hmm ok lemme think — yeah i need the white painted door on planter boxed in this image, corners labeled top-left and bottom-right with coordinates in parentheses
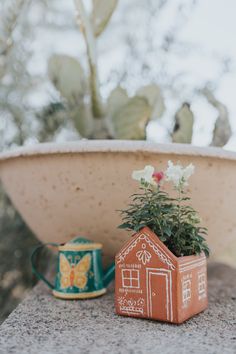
top-left (146, 268), bottom-right (172, 321)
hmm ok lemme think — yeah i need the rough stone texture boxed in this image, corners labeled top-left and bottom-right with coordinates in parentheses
top-left (0, 263), bottom-right (235, 354)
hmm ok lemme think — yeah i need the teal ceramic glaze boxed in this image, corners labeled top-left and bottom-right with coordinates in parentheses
top-left (31, 237), bottom-right (115, 299)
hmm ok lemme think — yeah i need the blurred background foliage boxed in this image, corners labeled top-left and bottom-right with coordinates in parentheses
top-left (0, 0), bottom-right (234, 321)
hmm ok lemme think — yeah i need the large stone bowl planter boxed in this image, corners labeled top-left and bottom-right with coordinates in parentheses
top-left (0, 140), bottom-right (235, 267)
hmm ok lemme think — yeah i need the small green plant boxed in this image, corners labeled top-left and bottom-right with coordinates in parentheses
top-left (119, 163), bottom-right (209, 257)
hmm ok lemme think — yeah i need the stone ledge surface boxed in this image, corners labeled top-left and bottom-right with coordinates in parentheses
top-left (0, 263), bottom-right (235, 354)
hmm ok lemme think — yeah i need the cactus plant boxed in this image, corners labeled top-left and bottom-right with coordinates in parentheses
top-left (46, 0), bottom-right (231, 146)
top-left (47, 0), bottom-right (165, 140)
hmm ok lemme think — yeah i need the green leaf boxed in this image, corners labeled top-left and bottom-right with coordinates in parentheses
top-left (70, 104), bottom-right (93, 138)
top-left (172, 103), bottom-right (194, 144)
top-left (91, 0), bottom-right (118, 37)
top-left (118, 223), bottom-right (132, 230)
top-left (110, 96), bottom-right (151, 139)
top-left (48, 54), bottom-right (86, 104)
top-left (136, 84), bottom-right (165, 119)
top-left (107, 86), bottom-right (129, 117)
top-left (164, 226), bottom-right (172, 237)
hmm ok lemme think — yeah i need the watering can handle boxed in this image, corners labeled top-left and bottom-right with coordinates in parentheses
top-left (31, 243), bottom-right (58, 290)
top-left (103, 262), bottom-right (115, 288)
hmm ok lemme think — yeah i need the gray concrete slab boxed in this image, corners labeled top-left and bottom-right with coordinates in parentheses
top-left (0, 263), bottom-right (235, 354)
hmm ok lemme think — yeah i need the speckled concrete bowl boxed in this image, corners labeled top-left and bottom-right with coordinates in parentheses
top-left (0, 140), bottom-right (236, 267)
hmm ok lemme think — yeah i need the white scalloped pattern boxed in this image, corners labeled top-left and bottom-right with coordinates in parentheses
top-left (117, 233), bottom-right (175, 270)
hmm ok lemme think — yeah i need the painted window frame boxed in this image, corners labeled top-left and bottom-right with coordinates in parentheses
top-left (198, 272), bottom-right (207, 299)
top-left (182, 279), bottom-right (191, 304)
top-left (121, 269), bottom-right (140, 288)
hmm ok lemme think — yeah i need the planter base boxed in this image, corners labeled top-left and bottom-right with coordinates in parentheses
top-left (116, 307), bottom-right (208, 325)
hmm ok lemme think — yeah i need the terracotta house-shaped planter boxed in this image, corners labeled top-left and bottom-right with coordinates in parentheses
top-left (115, 227), bottom-right (208, 324)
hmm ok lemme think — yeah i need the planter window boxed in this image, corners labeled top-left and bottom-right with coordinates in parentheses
top-left (182, 279), bottom-right (192, 306)
top-left (198, 272), bottom-right (207, 299)
top-left (122, 269), bottom-right (140, 288)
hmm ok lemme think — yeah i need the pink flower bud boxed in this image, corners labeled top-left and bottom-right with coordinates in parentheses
top-left (152, 171), bottom-right (164, 184)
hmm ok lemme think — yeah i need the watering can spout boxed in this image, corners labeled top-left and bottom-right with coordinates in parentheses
top-left (103, 262), bottom-right (115, 287)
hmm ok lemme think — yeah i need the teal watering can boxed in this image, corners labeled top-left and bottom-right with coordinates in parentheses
top-left (31, 236), bottom-right (115, 299)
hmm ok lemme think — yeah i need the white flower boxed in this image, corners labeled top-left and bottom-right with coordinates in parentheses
top-left (165, 160), bottom-right (195, 187)
top-left (183, 163), bottom-right (195, 180)
top-left (165, 161), bottom-right (183, 186)
top-left (132, 165), bottom-right (156, 185)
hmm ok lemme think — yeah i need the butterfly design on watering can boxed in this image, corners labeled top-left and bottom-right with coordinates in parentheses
top-left (59, 253), bottom-right (91, 289)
